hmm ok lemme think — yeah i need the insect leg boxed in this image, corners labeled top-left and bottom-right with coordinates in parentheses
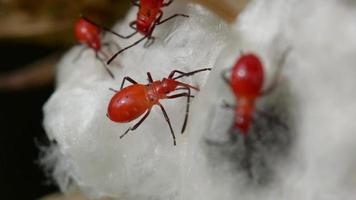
top-left (221, 68), bottom-right (230, 85)
top-left (81, 15), bottom-right (138, 39)
top-left (171, 68), bottom-right (212, 80)
top-left (95, 52), bottom-right (115, 79)
top-left (158, 103), bottom-right (176, 146)
top-left (72, 45), bottom-right (88, 63)
top-left (102, 41), bottom-right (121, 53)
top-left (108, 29), bottom-right (137, 39)
top-left (156, 14), bottom-right (189, 26)
top-left (255, 109), bottom-right (288, 130)
top-left (166, 87), bottom-right (191, 133)
top-left (261, 47), bottom-right (291, 95)
top-left (107, 36), bottom-right (147, 65)
top-left (120, 109), bottom-right (151, 139)
top-left (109, 88), bottom-right (118, 93)
top-left (120, 76), bottom-right (138, 89)
top-left (162, 0), bottom-right (174, 7)
top-left (144, 36), bottom-right (155, 48)
top-left (146, 72), bottom-right (154, 83)
top-left (129, 21), bottom-right (137, 30)
top-left (221, 100), bottom-right (235, 109)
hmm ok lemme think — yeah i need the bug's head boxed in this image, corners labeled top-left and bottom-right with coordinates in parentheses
top-left (160, 78), bottom-right (179, 94)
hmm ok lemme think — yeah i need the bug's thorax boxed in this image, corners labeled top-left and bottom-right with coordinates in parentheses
top-left (136, 0), bottom-right (163, 35)
top-left (234, 97), bottom-right (256, 134)
top-left (148, 78), bottom-right (179, 100)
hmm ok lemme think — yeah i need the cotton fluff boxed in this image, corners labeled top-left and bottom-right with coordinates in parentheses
top-left (183, 0), bottom-right (356, 200)
top-left (43, 3), bottom-right (228, 200)
top-left (42, 0), bottom-right (356, 200)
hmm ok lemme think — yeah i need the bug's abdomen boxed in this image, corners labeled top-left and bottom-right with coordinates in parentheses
top-left (234, 98), bottom-right (256, 134)
top-left (230, 54), bottom-right (264, 98)
top-left (107, 85), bottom-right (151, 123)
top-left (75, 19), bottom-right (101, 51)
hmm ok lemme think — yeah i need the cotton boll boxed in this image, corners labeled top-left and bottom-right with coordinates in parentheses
top-left (185, 0), bottom-right (356, 199)
top-left (181, 30), bottom-right (294, 200)
top-left (43, 3), bottom-right (229, 199)
top-left (231, 0), bottom-right (356, 199)
top-left (42, 0), bottom-right (356, 199)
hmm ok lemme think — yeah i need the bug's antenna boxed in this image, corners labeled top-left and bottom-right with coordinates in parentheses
top-left (172, 68), bottom-right (212, 80)
top-left (107, 36), bottom-right (148, 64)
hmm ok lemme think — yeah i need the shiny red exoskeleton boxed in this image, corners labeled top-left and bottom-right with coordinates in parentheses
top-left (228, 54), bottom-right (264, 134)
top-left (75, 18), bottom-right (102, 51)
top-left (74, 17), bottom-right (118, 78)
top-left (136, 0), bottom-right (166, 36)
top-left (106, 0), bottom-right (189, 64)
top-left (107, 68), bottom-right (211, 145)
top-left (223, 51), bottom-right (288, 135)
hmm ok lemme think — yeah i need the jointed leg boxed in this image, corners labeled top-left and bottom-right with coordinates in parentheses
top-left (81, 15), bottom-right (137, 39)
top-left (221, 68), bottom-right (230, 85)
top-left (72, 45), bottom-right (88, 63)
top-left (255, 109), bottom-right (288, 130)
top-left (109, 88), bottom-right (118, 93)
top-left (146, 72), bottom-right (153, 83)
top-left (170, 68), bottom-right (211, 80)
top-left (95, 52), bottom-right (115, 79)
top-left (156, 14), bottom-right (189, 25)
top-left (158, 103), bottom-right (176, 146)
top-left (144, 36), bottom-right (155, 48)
top-left (108, 29), bottom-right (137, 39)
top-left (102, 42), bottom-right (121, 53)
top-left (221, 100), bottom-right (235, 109)
top-left (166, 87), bottom-right (192, 133)
top-left (120, 109), bottom-right (151, 139)
top-left (120, 76), bottom-right (138, 89)
top-left (129, 21), bottom-right (137, 30)
top-left (261, 47), bottom-right (291, 95)
top-left (162, 0), bottom-right (174, 6)
top-left (107, 35), bottom-right (148, 65)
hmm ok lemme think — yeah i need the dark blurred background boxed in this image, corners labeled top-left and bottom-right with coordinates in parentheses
top-left (0, 0), bottom-right (131, 199)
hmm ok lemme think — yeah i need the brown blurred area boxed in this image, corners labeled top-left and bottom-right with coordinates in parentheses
top-left (0, 0), bottom-right (132, 90)
top-left (0, 0), bottom-right (131, 45)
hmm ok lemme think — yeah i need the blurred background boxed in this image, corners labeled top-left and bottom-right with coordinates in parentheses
top-left (0, 0), bottom-right (131, 199)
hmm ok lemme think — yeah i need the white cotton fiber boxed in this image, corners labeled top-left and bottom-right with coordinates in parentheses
top-left (43, 2), bottom-right (228, 199)
top-left (183, 0), bottom-right (356, 200)
top-left (42, 0), bottom-right (356, 200)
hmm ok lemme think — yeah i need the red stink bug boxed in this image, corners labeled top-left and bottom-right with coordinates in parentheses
top-left (107, 68), bottom-right (211, 145)
top-left (74, 17), bottom-right (120, 78)
top-left (222, 51), bottom-right (289, 135)
top-left (106, 0), bottom-right (189, 64)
